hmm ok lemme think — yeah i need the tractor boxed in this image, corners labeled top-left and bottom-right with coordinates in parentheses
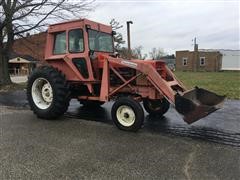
top-left (27, 19), bottom-right (225, 131)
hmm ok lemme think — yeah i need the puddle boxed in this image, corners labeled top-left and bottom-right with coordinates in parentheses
top-left (66, 100), bottom-right (240, 147)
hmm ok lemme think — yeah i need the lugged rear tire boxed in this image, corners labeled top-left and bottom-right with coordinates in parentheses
top-left (27, 66), bottom-right (70, 119)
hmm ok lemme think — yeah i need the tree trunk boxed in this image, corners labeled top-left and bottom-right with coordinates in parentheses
top-left (0, 53), bottom-right (12, 85)
top-left (0, 20), bottom-right (14, 86)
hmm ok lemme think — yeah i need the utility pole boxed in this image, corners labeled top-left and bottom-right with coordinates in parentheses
top-left (127, 21), bottom-right (133, 58)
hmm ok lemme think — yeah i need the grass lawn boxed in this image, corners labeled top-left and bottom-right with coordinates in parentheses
top-left (174, 71), bottom-right (240, 99)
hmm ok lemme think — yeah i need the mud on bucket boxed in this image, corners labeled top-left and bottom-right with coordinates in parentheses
top-left (175, 87), bottom-right (225, 124)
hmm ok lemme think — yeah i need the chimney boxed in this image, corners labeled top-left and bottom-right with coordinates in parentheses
top-left (193, 37), bottom-right (199, 71)
top-left (194, 43), bottom-right (198, 52)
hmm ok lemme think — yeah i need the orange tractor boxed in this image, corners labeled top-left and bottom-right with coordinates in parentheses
top-left (27, 19), bottom-right (225, 131)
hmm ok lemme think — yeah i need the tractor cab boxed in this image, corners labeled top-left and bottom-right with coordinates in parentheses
top-left (44, 19), bottom-right (114, 82)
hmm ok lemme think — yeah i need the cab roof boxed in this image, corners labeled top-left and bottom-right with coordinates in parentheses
top-left (48, 18), bottom-right (112, 34)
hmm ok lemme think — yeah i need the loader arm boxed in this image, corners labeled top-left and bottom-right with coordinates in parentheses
top-left (100, 54), bottom-right (183, 103)
top-left (99, 54), bottom-right (225, 124)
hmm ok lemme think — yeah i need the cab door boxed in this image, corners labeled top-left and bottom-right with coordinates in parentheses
top-left (68, 28), bottom-right (95, 82)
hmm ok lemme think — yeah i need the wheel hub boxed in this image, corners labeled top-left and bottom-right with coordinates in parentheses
top-left (124, 113), bottom-right (129, 119)
top-left (31, 78), bottom-right (53, 109)
top-left (116, 105), bottom-right (135, 127)
top-left (41, 83), bottom-right (53, 103)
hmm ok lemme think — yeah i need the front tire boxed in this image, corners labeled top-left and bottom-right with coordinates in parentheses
top-left (27, 66), bottom-right (70, 119)
top-left (111, 97), bottom-right (144, 132)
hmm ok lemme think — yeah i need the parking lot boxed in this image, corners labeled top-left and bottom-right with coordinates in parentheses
top-left (1, 103), bottom-right (240, 179)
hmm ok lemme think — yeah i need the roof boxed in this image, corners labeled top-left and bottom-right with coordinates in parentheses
top-left (176, 49), bottom-right (221, 53)
top-left (9, 52), bottom-right (38, 62)
top-left (48, 18), bottom-right (112, 34)
top-left (50, 18), bottom-right (84, 26)
top-left (177, 49), bottom-right (239, 52)
top-left (12, 32), bottom-right (46, 61)
top-left (199, 49), bottom-right (240, 52)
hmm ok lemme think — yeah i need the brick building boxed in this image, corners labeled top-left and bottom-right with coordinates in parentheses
top-left (176, 49), bottom-right (222, 72)
top-left (12, 32), bottom-right (47, 61)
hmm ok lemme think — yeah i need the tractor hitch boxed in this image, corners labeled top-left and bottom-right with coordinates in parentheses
top-left (175, 87), bottom-right (226, 124)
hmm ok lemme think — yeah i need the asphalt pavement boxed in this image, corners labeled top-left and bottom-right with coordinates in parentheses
top-left (0, 90), bottom-right (240, 179)
top-left (0, 107), bottom-right (240, 179)
top-left (0, 90), bottom-right (240, 146)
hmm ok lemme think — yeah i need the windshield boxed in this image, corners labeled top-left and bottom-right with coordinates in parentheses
top-left (88, 29), bottom-right (114, 53)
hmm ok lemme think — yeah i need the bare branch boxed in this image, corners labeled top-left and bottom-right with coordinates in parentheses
top-left (1, 0), bottom-right (94, 52)
top-left (14, 0), bottom-right (66, 35)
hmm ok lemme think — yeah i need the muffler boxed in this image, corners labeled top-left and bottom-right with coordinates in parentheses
top-left (175, 87), bottom-right (226, 124)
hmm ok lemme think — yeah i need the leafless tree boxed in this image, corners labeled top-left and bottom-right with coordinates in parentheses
top-left (110, 18), bottom-right (125, 52)
top-left (0, 0), bottom-right (94, 85)
top-left (149, 47), bottom-right (165, 60)
top-left (131, 46), bottom-right (147, 60)
top-left (118, 46), bottom-right (147, 60)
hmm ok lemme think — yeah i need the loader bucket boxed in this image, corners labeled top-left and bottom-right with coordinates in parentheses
top-left (175, 87), bottom-right (225, 124)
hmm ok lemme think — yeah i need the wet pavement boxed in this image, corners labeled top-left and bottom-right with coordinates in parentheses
top-left (1, 107), bottom-right (239, 179)
top-left (0, 90), bottom-right (240, 147)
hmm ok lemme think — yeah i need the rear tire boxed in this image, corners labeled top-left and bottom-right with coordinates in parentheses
top-left (143, 98), bottom-right (170, 116)
top-left (27, 66), bottom-right (70, 119)
top-left (111, 97), bottom-right (144, 132)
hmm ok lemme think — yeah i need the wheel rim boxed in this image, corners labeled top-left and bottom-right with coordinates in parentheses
top-left (31, 78), bottom-right (53, 109)
top-left (116, 105), bottom-right (135, 127)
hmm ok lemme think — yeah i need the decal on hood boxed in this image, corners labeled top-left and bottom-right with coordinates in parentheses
top-left (121, 60), bottom-right (137, 68)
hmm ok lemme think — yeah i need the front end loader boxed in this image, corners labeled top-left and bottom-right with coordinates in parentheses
top-left (27, 19), bottom-right (225, 131)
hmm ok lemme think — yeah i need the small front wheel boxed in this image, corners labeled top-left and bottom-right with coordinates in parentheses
top-left (111, 97), bottom-right (144, 132)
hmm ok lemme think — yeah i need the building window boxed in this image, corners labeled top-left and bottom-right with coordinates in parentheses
top-left (200, 57), bottom-right (206, 66)
top-left (182, 57), bottom-right (188, 66)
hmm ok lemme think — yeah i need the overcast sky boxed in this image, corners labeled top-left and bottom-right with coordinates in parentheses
top-left (87, 0), bottom-right (239, 55)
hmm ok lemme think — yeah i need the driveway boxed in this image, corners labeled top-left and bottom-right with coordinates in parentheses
top-left (0, 107), bottom-right (239, 179)
top-left (0, 90), bottom-right (239, 147)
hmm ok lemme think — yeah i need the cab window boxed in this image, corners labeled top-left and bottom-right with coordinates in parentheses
top-left (88, 29), bottom-right (113, 53)
top-left (53, 31), bottom-right (66, 54)
top-left (69, 29), bottom-right (84, 53)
